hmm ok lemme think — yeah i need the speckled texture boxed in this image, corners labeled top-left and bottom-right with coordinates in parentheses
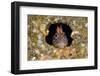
top-left (28, 15), bottom-right (88, 61)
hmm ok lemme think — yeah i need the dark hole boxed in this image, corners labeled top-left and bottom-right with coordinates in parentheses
top-left (45, 22), bottom-right (73, 47)
top-left (69, 53), bottom-right (72, 56)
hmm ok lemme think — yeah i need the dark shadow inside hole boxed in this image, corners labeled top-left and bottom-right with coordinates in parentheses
top-left (45, 22), bottom-right (73, 47)
top-left (69, 53), bottom-right (72, 56)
